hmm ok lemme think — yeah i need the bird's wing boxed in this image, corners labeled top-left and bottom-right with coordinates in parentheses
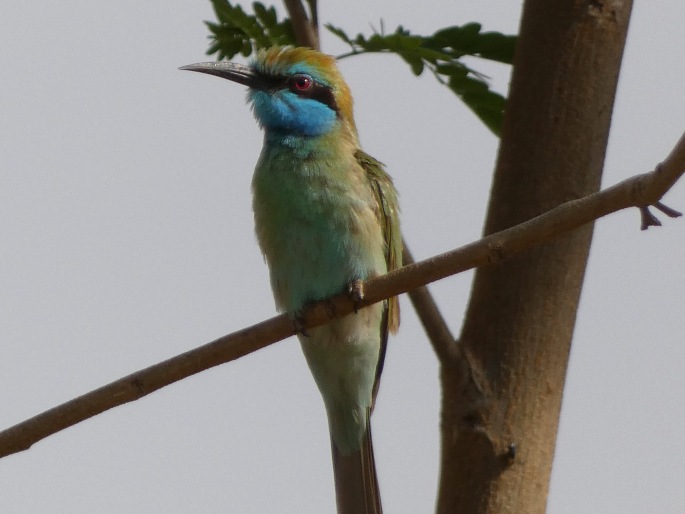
top-left (355, 149), bottom-right (402, 406)
top-left (355, 149), bottom-right (402, 331)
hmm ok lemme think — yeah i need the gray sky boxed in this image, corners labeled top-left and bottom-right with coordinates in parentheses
top-left (1, 1), bottom-right (683, 513)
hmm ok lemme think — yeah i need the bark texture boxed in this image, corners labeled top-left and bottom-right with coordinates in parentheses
top-left (437, 1), bottom-right (634, 513)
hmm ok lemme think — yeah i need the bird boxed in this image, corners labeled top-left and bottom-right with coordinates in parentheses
top-left (180, 46), bottom-right (401, 514)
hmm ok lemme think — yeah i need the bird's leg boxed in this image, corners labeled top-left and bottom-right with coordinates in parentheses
top-left (347, 279), bottom-right (365, 313)
top-left (290, 296), bottom-right (347, 337)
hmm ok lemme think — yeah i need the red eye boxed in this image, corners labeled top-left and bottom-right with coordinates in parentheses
top-left (292, 74), bottom-right (313, 91)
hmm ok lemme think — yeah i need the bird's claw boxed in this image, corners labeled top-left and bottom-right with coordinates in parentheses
top-left (291, 311), bottom-right (309, 337)
top-left (639, 201), bottom-right (683, 231)
top-left (348, 279), bottom-right (365, 313)
top-left (324, 299), bottom-right (337, 319)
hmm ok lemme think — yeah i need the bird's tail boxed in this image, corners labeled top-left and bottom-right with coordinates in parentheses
top-left (330, 418), bottom-right (382, 514)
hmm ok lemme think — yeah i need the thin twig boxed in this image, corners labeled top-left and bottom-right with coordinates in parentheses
top-left (0, 130), bottom-right (683, 459)
top-left (283, 0), bottom-right (319, 49)
top-left (402, 242), bottom-right (459, 362)
top-left (305, 0), bottom-right (318, 32)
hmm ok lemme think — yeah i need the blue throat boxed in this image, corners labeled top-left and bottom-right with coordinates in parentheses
top-left (249, 89), bottom-right (338, 136)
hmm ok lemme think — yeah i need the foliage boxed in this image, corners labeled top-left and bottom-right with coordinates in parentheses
top-left (206, 0), bottom-right (296, 58)
top-left (205, 0), bottom-right (516, 135)
top-left (329, 23), bottom-right (515, 135)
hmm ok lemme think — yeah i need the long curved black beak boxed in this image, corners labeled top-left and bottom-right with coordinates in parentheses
top-left (179, 62), bottom-right (265, 90)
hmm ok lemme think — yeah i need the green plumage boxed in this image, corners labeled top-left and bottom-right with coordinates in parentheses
top-left (182, 46), bottom-right (401, 514)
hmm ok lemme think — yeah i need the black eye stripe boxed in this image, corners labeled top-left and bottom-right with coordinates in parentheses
top-left (292, 81), bottom-right (338, 113)
top-left (259, 72), bottom-right (339, 113)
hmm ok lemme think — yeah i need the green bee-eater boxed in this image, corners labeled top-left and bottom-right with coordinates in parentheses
top-left (181, 46), bottom-right (401, 514)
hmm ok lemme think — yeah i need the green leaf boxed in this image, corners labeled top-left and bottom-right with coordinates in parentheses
top-left (325, 24), bottom-right (353, 46)
top-left (325, 22), bottom-right (513, 134)
top-left (398, 52), bottom-right (424, 76)
top-left (253, 3), bottom-right (275, 28)
top-left (447, 73), bottom-right (505, 135)
top-left (205, 0), bottom-right (296, 59)
top-left (429, 23), bottom-right (515, 64)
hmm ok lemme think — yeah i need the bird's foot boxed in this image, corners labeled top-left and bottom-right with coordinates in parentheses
top-left (639, 201), bottom-right (682, 230)
top-left (290, 310), bottom-right (309, 337)
top-left (347, 279), bottom-right (365, 313)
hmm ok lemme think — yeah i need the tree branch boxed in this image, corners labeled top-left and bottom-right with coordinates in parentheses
top-left (0, 130), bottom-right (682, 459)
top-left (402, 243), bottom-right (459, 363)
top-left (283, 0), bottom-right (319, 49)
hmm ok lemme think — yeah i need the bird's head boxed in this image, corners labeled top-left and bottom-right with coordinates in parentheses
top-left (181, 46), bottom-right (356, 138)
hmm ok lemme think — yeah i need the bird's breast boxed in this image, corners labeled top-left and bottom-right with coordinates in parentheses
top-left (251, 144), bottom-right (386, 312)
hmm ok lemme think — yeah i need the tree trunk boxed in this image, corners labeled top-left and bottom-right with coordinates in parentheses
top-left (437, 1), bottom-right (633, 513)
